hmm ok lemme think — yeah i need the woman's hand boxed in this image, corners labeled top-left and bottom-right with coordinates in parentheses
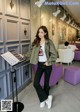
top-left (19, 54), bottom-right (24, 58)
top-left (44, 61), bottom-right (48, 66)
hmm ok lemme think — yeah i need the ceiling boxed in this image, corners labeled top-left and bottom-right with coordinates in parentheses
top-left (61, 0), bottom-right (80, 25)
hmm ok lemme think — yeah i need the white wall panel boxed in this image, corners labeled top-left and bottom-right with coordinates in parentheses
top-left (5, 17), bottom-right (19, 42)
top-left (0, 16), bottom-right (3, 43)
top-left (20, 20), bottom-right (30, 41)
top-left (5, 0), bottom-right (19, 17)
top-left (0, 0), bottom-right (3, 14)
top-left (20, 0), bottom-right (30, 20)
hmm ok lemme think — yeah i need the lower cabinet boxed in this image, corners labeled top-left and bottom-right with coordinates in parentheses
top-left (7, 68), bottom-right (22, 96)
top-left (21, 63), bottom-right (31, 85)
top-left (0, 74), bottom-right (7, 100)
top-left (0, 62), bottom-right (32, 100)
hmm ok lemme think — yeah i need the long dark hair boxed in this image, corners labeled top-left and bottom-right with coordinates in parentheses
top-left (32, 26), bottom-right (49, 47)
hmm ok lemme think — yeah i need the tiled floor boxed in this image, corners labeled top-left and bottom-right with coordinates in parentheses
top-left (19, 80), bottom-right (80, 112)
top-left (18, 61), bottom-right (80, 112)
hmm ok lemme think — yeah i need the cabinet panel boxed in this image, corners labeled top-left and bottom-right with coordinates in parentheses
top-left (0, 0), bottom-right (3, 14)
top-left (21, 63), bottom-right (31, 85)
top-left (5, 0), bottom-right (19, 17)
top-left (5, 18), bottom-right (19, 42)
top-left (0, 47), bottom-right (5, 72)
top-left (7, 68), bottom-right (21, 95)
top-left (0, 16), bottom-right (3, 43)
top-left (20, 20), bottom-right (30, 41)
top-left (6, 44), bottom-right (19, 52)
top-left (20, 0), bottom-right (30, 19)
top-left (21, 43), bottom-right (30, 55)
top-left (0, 75), bottom-right (7, 100)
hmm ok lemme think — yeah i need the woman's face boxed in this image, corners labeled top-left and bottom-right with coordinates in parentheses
top-left (38, 28), bottom-right (46, 39)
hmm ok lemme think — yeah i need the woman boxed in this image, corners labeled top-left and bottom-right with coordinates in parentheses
top-left (30, 26), bottom-right (57, 109)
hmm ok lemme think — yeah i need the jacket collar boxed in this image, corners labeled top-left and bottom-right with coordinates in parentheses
top-left (45, 39), bottom-right (49, 44)
top-left (38, 39), bottom-right (49, 47)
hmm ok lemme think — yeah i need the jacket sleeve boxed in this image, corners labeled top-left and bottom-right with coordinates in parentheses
top-left (24, 46), bottom-right (34, 61)
top-left (30, 47), bottom-right (35, 63)
top-left (47, 40), bottom-right (58, 65)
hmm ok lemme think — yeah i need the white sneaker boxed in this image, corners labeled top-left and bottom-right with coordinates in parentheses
top-left (40, 101), bottom-right (45, 108)
top-left (45, 95), bottom-right (53, 109)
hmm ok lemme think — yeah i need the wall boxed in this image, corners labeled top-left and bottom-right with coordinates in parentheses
top-left (0, 0), bottom-right (31, 100)
top-left (31, 0), bottom-right (77, 49)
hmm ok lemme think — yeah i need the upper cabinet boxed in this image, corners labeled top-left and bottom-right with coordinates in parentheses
top-left (20, 0), bottom-right (30, 20)
top-left (5, 0), bottom-right (19, 17)
top-left (0, 0), bottom-right (3, 14)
